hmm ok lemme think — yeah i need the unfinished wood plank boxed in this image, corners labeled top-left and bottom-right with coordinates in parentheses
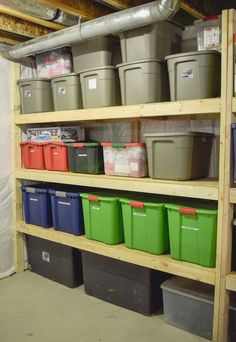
top-left (131, 120), bottom-right (140, 142)
top-left (36, 0), bottom-right (111, 21)
top-left (213, 9), bottom-right (233, 342)
top-left (226, 272), bottom-right (236, 291)
top-left (0, 12), bottom-right (53, 38)
top-left (14, 98), bottom-right (221, 125)
top-left (0, 5), bottom-right (65, 30)
top-left (16, 221), bottom-right (216, 285)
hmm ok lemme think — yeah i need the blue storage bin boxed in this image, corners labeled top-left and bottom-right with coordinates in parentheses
top-left (49, 189), bottom-right (84, 235)
top-left (232, 123), bottom-right (236, 181)
top-left (22, 185), bottom-right (52, 228)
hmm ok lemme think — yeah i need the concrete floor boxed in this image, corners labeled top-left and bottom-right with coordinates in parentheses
top-left (0, 271), bottom-right (207, 342)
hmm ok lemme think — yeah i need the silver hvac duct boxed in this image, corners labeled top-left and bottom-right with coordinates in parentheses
top-left (0, 0), bottom-right (78, 26)
top-left (1, 0), bottom-right (180, 61)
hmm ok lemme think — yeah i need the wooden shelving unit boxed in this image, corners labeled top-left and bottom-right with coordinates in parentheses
top-left (12, 9), bottom-right (236, 342)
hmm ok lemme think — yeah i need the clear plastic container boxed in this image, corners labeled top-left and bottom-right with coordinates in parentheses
top-left (36, 47), bottom-right (72, 78)
top-left (194, 16), bottom-right (222, 51)
top-left (101, 142), bottom-right (147, 177)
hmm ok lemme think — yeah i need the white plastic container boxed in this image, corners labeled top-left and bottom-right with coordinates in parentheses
top-left (194, 16), bottom-right (222, 51)
top-left (101, 142), bottom-right (147, 177)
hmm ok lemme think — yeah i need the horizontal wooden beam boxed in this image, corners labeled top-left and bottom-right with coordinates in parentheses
top-left (36, 0), bottom-right (112, 21)
top-left (0, 12), bottom-right (54, 38)
top-left (0, 32), bottom-right (26, 45)
top-left (0, 5), bottom-right (65, 30)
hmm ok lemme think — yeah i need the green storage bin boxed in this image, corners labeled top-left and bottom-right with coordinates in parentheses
top-left (120, 197), bottom-right (169, 255)
top-left (166, 204), bottom-right (218, 267)
top-left (17, 78), bottom-right (53, 114)
top-left (67, 142), bottom-right (104, 174)
top-left (80, 192), bottom-right (124, 245)
top-left (51, 73), bottom-right (83, 111)
top-left (79, 66), bottom-right (121, 108)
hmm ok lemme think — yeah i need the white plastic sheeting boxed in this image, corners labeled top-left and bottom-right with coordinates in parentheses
top-left (0, 58), bottom-right (14, 278)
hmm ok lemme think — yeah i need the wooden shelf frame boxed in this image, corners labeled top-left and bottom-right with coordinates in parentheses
top-left (11, 9), bottom-right (236, 342)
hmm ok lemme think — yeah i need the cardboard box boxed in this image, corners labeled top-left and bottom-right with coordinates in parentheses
top-left (26, 126), bottom-right (85, 142)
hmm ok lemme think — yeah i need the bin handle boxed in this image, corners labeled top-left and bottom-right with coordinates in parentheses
top-left (179, 208), bottom-right (196, 215)
top-left (131, 201), bottom-right (144, 208)
top-left (88, 195), bottom-right (99, 202)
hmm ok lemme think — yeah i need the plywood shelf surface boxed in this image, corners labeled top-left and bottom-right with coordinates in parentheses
top-left (15, 169), bottom-right (219, 200)
top-left (14, 98), bottom-right (221, 125)
top-left (16, 221), bottom-right (216, 285)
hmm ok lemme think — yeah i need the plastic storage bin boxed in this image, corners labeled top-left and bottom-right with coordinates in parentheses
top-left (82, 251), bottom-right (169, 315)
top-left (36, 47), bottom-right (72, 78)
top-left (161, 276), bottom-right (236, 341)
top-left (165, 51), bottom-right (221, 101)
top-left (17, 78), bottom-right (53, 114)
top-left (80, 192), bottom-right (124, 244)
top-left (49, 189), bottom-right (84, 235)
top-left (20, 141), bottom-right (45, 170)
top-left (120, 197), bottom-right (169, 255)
top-left (101, 142), bottom-right (147, 177)
top-left (26, 235), bottom-right (83, 288)
top-left (67, 142), bottom-right (104, 174)
top-left (145, 132), bottom-right (214, 180)
top-left (166, 203), bottom-right (218, 267)
top-left (72, 36), bottom-right (121, 72)
top-left (22, 185), bottom-right (52, 228)
top-left (79, 66), bottom-right (121, 108)
top-left (43, 141), bottom-right (69, 172)
top-left (119, 21), bottom-right (182, 62)
top-left (118, 59), bottom-right (169, 105)
top-left (181, 25), bottom-right (197, 52)
top-left (51, 73), bottom-right (83, 111)
top-left (194, 16), bottom-right (221, 51)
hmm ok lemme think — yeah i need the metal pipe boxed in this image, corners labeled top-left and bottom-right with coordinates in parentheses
top-left (1, 0), bottom-right (179, 60)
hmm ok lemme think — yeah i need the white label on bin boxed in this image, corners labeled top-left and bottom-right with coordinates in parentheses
top-left (181, 68), bottom-right (193, 79)
top-left (78, 154), bottom-right (87, 157)
top-left (29, 198), bottom-right (38, 202)
top-left (203, 26), bottom-right (220, 49)
top-left (42, 251), bottom-right (50, 263)
top-left (58, 87), bottom-right (66, 95)
top-left (53, 152), bottom-right (58, 155)
top-left (58, 201), bottom-right (70, 206)
top-left (181, 225), bottom-right (199, 231)
top-left (130, 162), bottom-right (139, 172)
top-left (24, 90), bottom-right (31, 98)
top-left (88, 78), bottom-right (97, 90)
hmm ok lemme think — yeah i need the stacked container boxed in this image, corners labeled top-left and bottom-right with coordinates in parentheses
top-left (117, 21), bottom-right (183, 105)
top-left (72, 36), bottom-right (122, 108)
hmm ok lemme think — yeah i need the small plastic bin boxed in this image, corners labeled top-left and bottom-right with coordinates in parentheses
top-left (51, 73), bottom-right (83, 111)
top-left (72, 36), bottom-right (122, 73)
top-left (166, 203), bottom-right (218, 267)
top-left (22, 184), bottom-right (52, 228)
top-left (49, 188), bottom-right (84, 235)
top-left (181, 25), bottom-right (197, 52)
top-left (81, 251), bottom-right (169, 315)
top-left (101, 142), bottom-right (147, 177)
top-left (119, 21), bottom-right (182, 62)
top-left (26, 236), bottom-right (83, 288)
top-left (43, 141), bottom-right (69, 172)
top-left (80, 192), bottom-right (124, 245)
top-left (20, 141), bottom-right (45, 170)
top-left (118, 59), bottom-right (169, 105)
top-left (36, 47), bottom-right (73, 78)
top-left (67, 142), bottom-right (104, 174)
top-left (79, 66), bottom-right (121, 108)
top-left (161, 276), bottom-right (236, 340)
top-left (194, 16), bottom-right (221, 51)
top-left (17, 78), bottom-right (53, 114)
top-left (144, 132), bottom-right (214, 180)
top-left (120, 197), bottom-right (169, 255)
top-left (26, 126), bottom-right (85, 143)
top-left (165, 50), bottom-right (221, 101)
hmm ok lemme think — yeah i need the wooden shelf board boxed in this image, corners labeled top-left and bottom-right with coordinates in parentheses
top-left (16, 221), bottom-right (216, 285)
top-left (230, 188), bottom-right (236, 203)
top-left (226, 272), bottom-right (236, 291)
top-left (14, 98), bottom-right (221, 125)
top-left (15, 169), bottom-right (219, 200)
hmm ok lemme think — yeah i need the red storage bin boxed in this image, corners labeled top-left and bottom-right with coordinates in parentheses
top-left (20, 141), bottom-right (45, 170)
top-left (43, 141), bottom-right (69, 171)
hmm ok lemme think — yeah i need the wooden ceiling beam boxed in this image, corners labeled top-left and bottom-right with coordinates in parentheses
top-left (0, 13), bottom-right (54, 38)
top-left (35, 0), bottom-right (112, 21)
top-left (0, 6), bottom-right (65, 30)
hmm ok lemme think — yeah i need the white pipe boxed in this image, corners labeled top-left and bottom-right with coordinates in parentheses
top-left (2, 0), bottom-right (179, 60)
